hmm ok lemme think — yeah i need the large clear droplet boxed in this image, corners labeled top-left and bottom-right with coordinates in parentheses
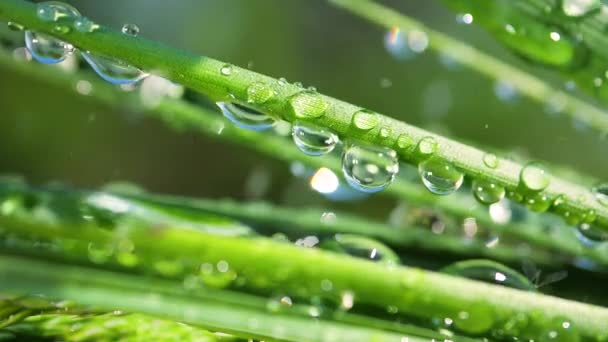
top-left (520, 162), bottom-right (550, 192)
top-left (441, 259), bottom-right (536, 291)
top-left (292, 122), bottom-right (339, 156)
top-left (216, 102), bottom-right (276, 131)
top-left (321, 234), bottom-right (400, 265)
top-left (419, 157), bottom-right (463, 195)
top-left (472, 179), bottom-right (505, 205)
top-left (288, 91), bottom-right (328, 119)
top-left (36, 1), bottom-right (81, 22)
top-left (562, 0), bottom-right (600, 17)
top-left (342, 144), bottom-right (399, 193)
top-left (81, 52), bottom-right (148, 85)
top-left (25, 31), bottom-right (72, 64)
top-left (593, 184), bottom-right (608, 207)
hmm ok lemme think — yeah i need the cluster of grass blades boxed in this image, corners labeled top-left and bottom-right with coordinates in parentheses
top-left (0, 0), bottom-right (607, 341)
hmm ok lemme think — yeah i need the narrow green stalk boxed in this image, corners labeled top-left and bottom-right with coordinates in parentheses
top-left (1, 48), bottom-right (605, 269)
top-left (0, 0), bottom-right (606, 231)
top-left (0, 199), bottom-right (606, 340)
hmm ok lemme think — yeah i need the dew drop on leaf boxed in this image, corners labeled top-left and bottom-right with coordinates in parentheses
top-left (352, 110), bottom-right (379, 130)
top-left (82, 52), bottom-right (148, 85)
top-left (418, 157), bottom-right (463, 195)
top-left (220, 64), bottom-right (233, 76)
top-left (396, 133), bottom-right (414, 150)
top-left (74, 17), bottom-right (99, 33)
top-left (288, 91), bottom-right (329, 119)
top-left (592, 184), bottom-right (608, 207)
top-left (292, 122), bottom-right (339, 156)
top-left (472, 179), bottom-right (505, 204)
top-left (246, 82), bottom-right (275, 104)
top-left (342, 144), bottom-right (399, 193)
top-left (482, 153), bottom-right (499, 169)
top-left (576, 223), bottom-right (608, 247)
top-left (25, 31), bottom-right (72, 64)
top-left (121, 23), bottom-right (140, 37)
top-left (520, 162), bottom-right (550, 192)
top-left (441, 259), bottom-right (536, 291)
top-left (321, 234), bottom-right (400, 265)
top-left (36, 1), bottom-right (81, 22)
top-left (216, 102), bottom-right (276, 131)
top-left (416, 136), bottom-right (438, 157)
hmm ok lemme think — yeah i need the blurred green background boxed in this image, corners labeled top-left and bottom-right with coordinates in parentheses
top-left (0, 0), bottom-right (605, 211)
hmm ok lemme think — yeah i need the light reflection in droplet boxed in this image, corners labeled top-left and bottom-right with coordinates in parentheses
top-left (310, 167), bottom-right (340, 194)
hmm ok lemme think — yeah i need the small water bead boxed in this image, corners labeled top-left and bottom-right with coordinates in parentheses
top-left (379, 127), bottom-right (392, 138)
top-left (74, 17), bottom-right (99, 33)
top-left (322, 234), bottom-right (400, 264)
top-left (482, 153), bottom-right (499, 169)
top-left (36, 1), bottom-right (81, 22)
top-left (539, 317), bottom-right (580, 342)
top-left (525, 193), bottom-right (552, 212)
top-left (216, 102), bottom-right (276, 131)
top-left (352, 110), bottom-right (379, 130)
top-left (25, 31), bottom-right (72, 64)
top-left (416, 136), bottom-right (438, 157)
top-left (562, 0), bottom-right (600, 17)
top-left (593, 184), bottom-right (608, 207)
top-left (52, 24), bottom-right (71, 34)
top-left (520, 162), bottom-right (550, 192)
top-left (246, 82), bottom-right (275, 104)
top-left (220, 64), bottom-right (233, 76)
top-left (342, 144), bottom-right (399, 193)
top-left (472, 179), bottom-right (505, 205)
top-left (288, 91), bottom-right (328, 119)
top-left (292, 122), bottom-right (339, 156)
top-left (396, 134), bottom-right (414, 150)
top-left (441, 259), bottom-right (536, 291)
top-left (7, 22), bottom-right (24, 32)
top-left (81, 52), bottom-right (148, 85)
top-left (576, 223), bottom-right (608, 247)
top-left (418, 158), bottom-right (464, 195)
top-left (121, 23), bottom-right (140, 37)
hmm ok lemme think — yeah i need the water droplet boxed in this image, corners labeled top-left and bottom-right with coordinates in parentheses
top-left (456, 13), bottom-right (474, 25)
top-left (87, 242), bottom-right (113, 264)
top-left (342, 144), bottom-right (399, 193)
top-left (576, 223), bottom-right (608, 247)
top-left (416, 136), bottom-right (438, 156)
top-left (246, 82), bottom-right (275, 104)
top-left (7, 21), bottom-right (24, 31)
top-left (396, 134), bottom-right (414, 150)
top-left (441, 259), bottom-right (536, 291)
top-left (82, 52), bottom-right (147, 85)
top-left (352, 110), bottom-right (379, 130)
top-left (292, 122), bottom-right (339, 156)
top-left (562, 0), bottom-right (600, 17)
top-left (36, 1), bottom-right (81, 22)
top-left (483, 153), bottom-right (499, 169)
top-left (121, 23), bottom-right (140, 37)
top-left (288, 91), bottom-right (328, 119)
top-left (520, 162), bottom-right (550, 191)
top-left (321, 234), bottom-right (399, 264)
top-left (379, 127), bottom-right (392, 138)
top-left (539, 317), bottom-right (580, 342)
top-left (419, 157), bottom-right (463, 195)
top-left (525, 193), bottom-right (552, 212)
top-left (52, 24), bottom-right (71, 34)
top-left (220, 64), bottom-right (233, 76)
top-left (472, 180), bottom-right (505, 204)
top-left (74, 17), bottom-right (99, 33)
top-left (277, 77), bottom-right (288, 86)
top-left (216, 102), bottom-right (276, 131)
top-left (593, 184), bottom-right (608, 207)
top-left (25, 31), bottom-right (72, 64)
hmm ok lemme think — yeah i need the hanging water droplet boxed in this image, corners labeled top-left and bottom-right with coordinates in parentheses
top-left (562, 0), bottom-right (600, 17)
top-left (342, 144), bottom-right (399, 193)
top-left (292, 122), bottom-right (339, 156)
top-left (288, 91), bottom-right (328, 119)
top-left (74, 17), bottom-right (99, 33)
top-left (576, 223), bottom-right (608, 247)
top-left (216, 102), bottom-right (276, 131)
top-left (416, 136), bottom-right (438, 157)
top-left (121, 23), bottom-right (140, 37)
top-left (246, 82), bottom-right (275, 104)
top-left (525, 193), bottom-right (553, 212)
top-left (81, 52), bottom-right (148, 85)
top-left (482, 153), bottom-right (499, 169)
top-left (7, 21), bottom-right (24, 32)
top-left (321, 234), bottom-right (400, 264)
top-left (472, 179), bottom-right (505, 204)
top-left (352, 110), bottom-right (379, 130)
top-left (419, 157), bottom-right (463, 195)
top-left (592, 184), bottom-right (608, 207)
top-left (520, 162), bottom-right (550, 191)
top-left (36, 1), bottom-right (81, 22)
top-left (441, 259), bottom-right (536, 291)
top-left (25, 31), bottom-right (72, 64)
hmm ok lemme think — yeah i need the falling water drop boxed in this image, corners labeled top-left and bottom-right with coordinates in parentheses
top-left (121, 23), bottom-right (140, 37)
top-left (36, 1), bottom-right (81, 22)
top-left (520, 162), bottom-right (550, 192)
top-left (216, 102), bottom-right (276, 131)
top-left (342, 144), bottom-right (399, 193)
top-left (81, 52), bottom-right (148, 85)
top-left (321, 234), bottom-right (400, 264)
top-left (288, 91), bottom-right (329, 119)
top-left (352, 110), bottom-right (379, 130)
top-left (562, 0), bottom-right (600, 17)
top-left (441, 259), bottom-right (536, 291)
top-left (418, 157), bottom-right (463, 195)
top-left (24, 31), bottom-right (72, 64)
top-left (292, 122), bottom-right (339, 156)
top-left (472, 179), bottom-right (505, 204)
